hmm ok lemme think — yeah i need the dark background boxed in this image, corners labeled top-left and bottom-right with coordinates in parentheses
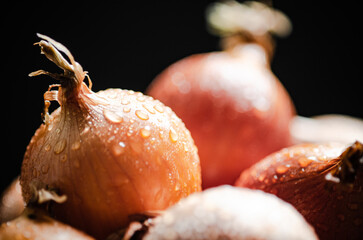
top-left (2, 1), bottom-right (362, 193)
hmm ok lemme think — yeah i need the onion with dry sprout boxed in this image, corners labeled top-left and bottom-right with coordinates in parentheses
top-left (20, 34), bottom-right (201, 239)
top-left (147, 0), bottom-right (295, 188)
top-left (236, 141), bottom-right (363, 240)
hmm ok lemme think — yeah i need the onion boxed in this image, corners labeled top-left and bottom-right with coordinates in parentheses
top-left (143, 186), bottom-right (318, 240)
top-left (236, 141), bottom-right (363, 240)
top-left (20, 34), bottom-right (201, 239)
top-left (291, 114), bottom-right (363, 144)
top-left (0, 208), bottom-right (94, 240)
top-left (147, 1), bottom-right (295, 188)
top-left (0, 177), bottom-right (25, 223)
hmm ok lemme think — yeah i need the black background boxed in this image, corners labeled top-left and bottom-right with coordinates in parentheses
top-left (2, 1), bottom-right (362, 193)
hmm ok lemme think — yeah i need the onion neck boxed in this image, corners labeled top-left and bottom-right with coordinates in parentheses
top-left (29, 34), bottom-right (95, 123)
top-left (206, 0), bottom-right (292, 64)
top-left (331, 141), bottom-right (363, 184)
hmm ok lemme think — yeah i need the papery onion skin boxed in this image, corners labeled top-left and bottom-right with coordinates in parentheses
top-left (147, 44), bottom-right (295, 188)
top-left (144, 186), bottom-right (318, 240)
top-left (20, 35), bottom-right (201, 239)
top-left (0, 208), bottom-right (95, 240)
top-left (236, 141), bottom-right (363, 240)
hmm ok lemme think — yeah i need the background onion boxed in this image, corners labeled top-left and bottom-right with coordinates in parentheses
top-left (147, 1), bottom-right (295, 188)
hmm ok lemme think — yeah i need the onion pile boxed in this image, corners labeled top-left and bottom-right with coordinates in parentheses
top-left (147, 0), bottom-right (295, 188)
top-left (236, 141), bottom-right (363, 240)
top-left (20, 34), bottom-right (201, 239)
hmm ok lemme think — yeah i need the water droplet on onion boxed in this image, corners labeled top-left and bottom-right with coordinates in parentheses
top-left (169, 127), bottom-right (178, 143)
top-left (54, 139), bottom-right (67, 154)
top-left (135, 110), bottom-right (149, 120)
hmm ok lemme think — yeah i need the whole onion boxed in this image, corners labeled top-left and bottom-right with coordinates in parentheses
top-left (20, 34), bottom-right (201, 239)
top-left (236, 141), bottom-right (363, 240)
top-left (147, 1), bottom-right (295, 188)
top-left (143, 186), bottom-right (318, 240)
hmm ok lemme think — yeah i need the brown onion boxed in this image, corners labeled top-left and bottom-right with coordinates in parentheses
top-left (147, 1), bottom-right (295, 188)
top-left (236, 141), bottom-right (363, 240)
top-left (143, 186), bottom-right (318, 240)
top-left (20, 34), bottom-right (201, 239)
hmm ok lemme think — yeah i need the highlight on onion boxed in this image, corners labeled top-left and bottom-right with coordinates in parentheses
top-left (146, 0), bottom-right (295, 188)
top-left (0, 177), bottom-right (25, 223)
top-left (0, 208), bottom-right (94, 240)
top-left (142, 186), bottom-right (318, 240)
top-left (236, 141), bottom-right (363, 240)
top-left (20, 34), bottom-right (201, 239)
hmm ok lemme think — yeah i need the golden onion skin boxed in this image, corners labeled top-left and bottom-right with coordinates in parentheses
top-left (20, 35), bottom-right (201, 239)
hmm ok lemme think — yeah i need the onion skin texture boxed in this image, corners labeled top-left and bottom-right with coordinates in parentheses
top-left (0, 208), bottom-right (94, 240)
top-left (236, 142), bottom-right (363, 240)
top-left (20, 35), bottom-right (201, 239)
top-left (0, 177), bottom-right (25, 223)
top-left (147, 45), bottom-right (295, 188)
top-left (144, 186), bottom-right (318, 240)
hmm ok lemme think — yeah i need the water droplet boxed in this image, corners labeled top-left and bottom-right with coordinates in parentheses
top-left (159, 130), bottom-right (164, 139)
top-left (71, 140), bottom-right (81, 150)
top-left (103, 109), bottom-right (123, 123)
top-left (272, 174), bottom-right (278, 183)
top-left (81, 125), bottom-right (90, 135)
top-left (127, 90), bottom-right (135, 95)
top-left (127, 129), bottom-right (134, 137)
top-left (136, 96), bottom-right (145, 102)
top-left (60, 154), bottom-right (68, 162)
top-left (140, 126), bottom-right (151, 138)
top-left (44, 144), bottom-right (51, 152)
top-left (169, 127), bottom-right (178, 142)
top-left (135, 110), bottom-right (149, 120)
top-left (258, 172), bottom-right (266, 182)
top-left (123, 107), bottom-right (131, 113)
top-left (121, 99), bottom-right (130, 105)
top-left (41, 164), bottom-right (49, 174)
top-left (153, 104), bottom-right (164, 113)
top-left (175, 182), bottom-right (181, 191)
top-left (143, 104), bottom-right (156, 114)
top-left (54, 139), bottom-right (67, 154)
top-left (276, 165), bottom-right (289, 174)
top-left (113, 142), bottom-right (126, 156)
top-left (32, 168), bottom-right (38, 177)
top-left (55, 128), bottom-right (61, 134)
top-left (298, 157), bottom-right (313, 167)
